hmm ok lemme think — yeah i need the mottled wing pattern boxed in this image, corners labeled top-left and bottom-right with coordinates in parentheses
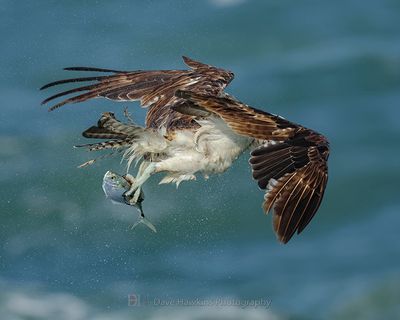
top-left (174, 90), bottom-right (297, 140)
top-left (41, 56), bottom-right (234, 131)
top-left (174, 90), bottom-right (329, 243)
top-left (250, 132), bottom-right (329, 243)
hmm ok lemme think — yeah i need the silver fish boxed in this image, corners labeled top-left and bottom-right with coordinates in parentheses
top-left (102, 171), bottom-right (157, 233)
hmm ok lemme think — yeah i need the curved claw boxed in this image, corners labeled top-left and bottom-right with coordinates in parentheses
top-left (122, 190), bottom-right (133, 205)
top-left (123, 187), bottom-right (143, 205)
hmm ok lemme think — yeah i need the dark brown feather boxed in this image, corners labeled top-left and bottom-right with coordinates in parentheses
top-left (41, 56), bottom-right (234, 132)
top-left (254, 136), bottom-right (329, 243)
top-left (79, 112), bottom-right (146, 153)
top-left (81, 126), bottom-right (127, 140)
top-left (174, 90), bottom-right (297, 140)
top-left (40, 75), bottom-right (115, 90)
top-left (63, 66), bottom-right (124, 73)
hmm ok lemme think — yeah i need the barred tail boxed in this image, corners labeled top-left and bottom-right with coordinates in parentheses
top-left (75, 111), bottom-right (167, 168)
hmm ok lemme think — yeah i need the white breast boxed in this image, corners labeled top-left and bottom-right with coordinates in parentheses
top-left (195, 117), bottom-right (252, 173)
top-left (157, 117), bottom-right (252, 178)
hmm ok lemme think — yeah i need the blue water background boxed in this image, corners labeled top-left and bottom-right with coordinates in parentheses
top-left (1, 0), bottom-right (400, 319)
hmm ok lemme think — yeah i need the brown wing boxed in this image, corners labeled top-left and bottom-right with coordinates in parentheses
top-left (41, 56), bottom-right (234, 131)
top-left (250, 134), bottom-right (329, 243)
top-left (174, 90), bottom-right (330, 243)
top-left (174, 90), bottom-right (298, 140)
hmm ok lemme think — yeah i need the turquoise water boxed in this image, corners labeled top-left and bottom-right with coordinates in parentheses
top-left (1, 0), bottom-right (400, 319)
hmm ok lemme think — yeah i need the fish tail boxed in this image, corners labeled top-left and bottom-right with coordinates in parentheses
top-left (130, 217), bottom-right (157, 233)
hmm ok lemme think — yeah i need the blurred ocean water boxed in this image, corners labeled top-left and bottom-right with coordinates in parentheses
top-left (1, 0), bottom-right (400, 319)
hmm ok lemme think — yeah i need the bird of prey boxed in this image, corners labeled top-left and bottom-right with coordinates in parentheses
top-left (41, 56), bottom-right (329, 243)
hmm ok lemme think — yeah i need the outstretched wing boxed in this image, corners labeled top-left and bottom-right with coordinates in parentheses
top-left (174, 90), bottom-right (329, 243)
top-left (41, 56), bottom-right (234, 131)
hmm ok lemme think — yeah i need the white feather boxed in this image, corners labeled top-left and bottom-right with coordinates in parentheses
top-left (122, 116), bottom-right (252, 187)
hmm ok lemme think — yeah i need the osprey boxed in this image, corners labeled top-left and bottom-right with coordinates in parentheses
top-left (41, 56), bottom-right (329, 243)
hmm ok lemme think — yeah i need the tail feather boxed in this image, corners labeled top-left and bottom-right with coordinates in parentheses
top-left (98, 112), bottom-right (145, 136)
top-left (77, 111), bottom-right (168, 169)
top-left (82, 126), bottom-right (128, 139)
top-left (75, 139), bottom-right (132, 151)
